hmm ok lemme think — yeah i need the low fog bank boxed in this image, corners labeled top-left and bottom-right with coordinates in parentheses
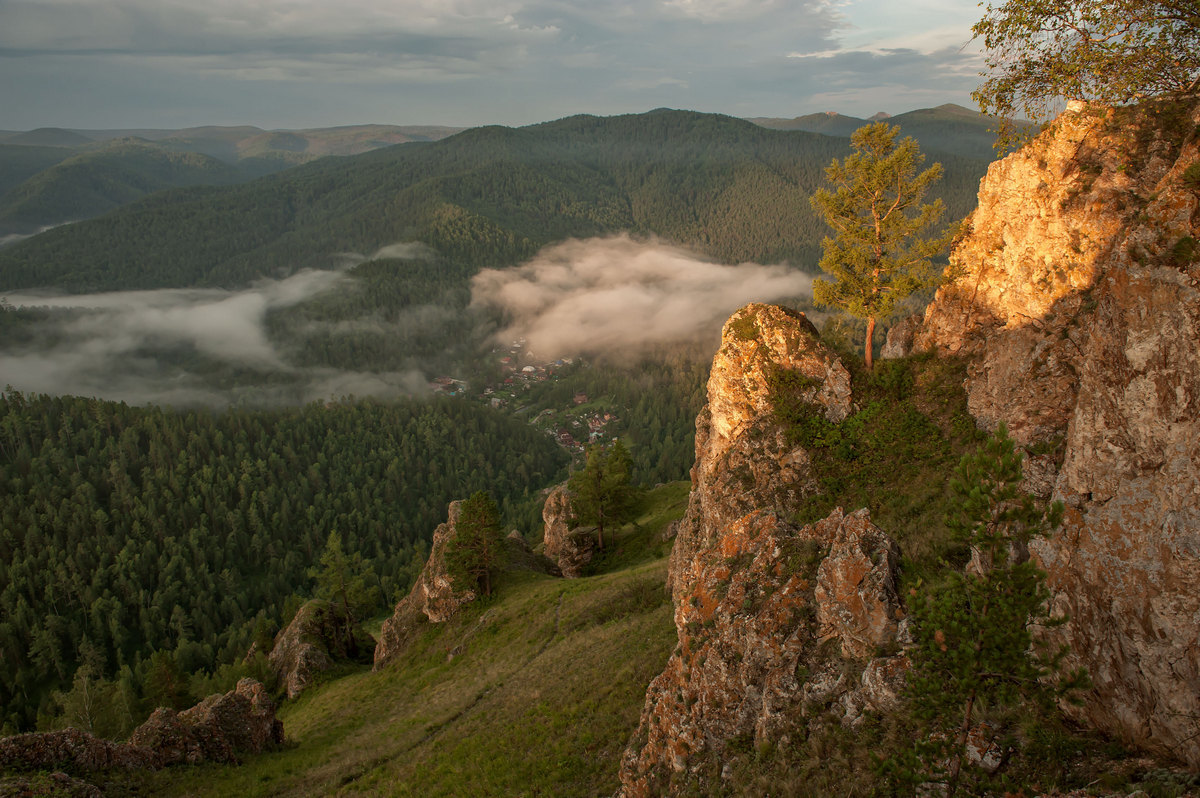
top-left (0, 269), bottom-right (429, 407)
top-left (471, 235), bottom-right (813, 361)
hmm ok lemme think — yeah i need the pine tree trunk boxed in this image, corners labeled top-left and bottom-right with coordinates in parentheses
top-left (865, 316), bottom-right (876, 371)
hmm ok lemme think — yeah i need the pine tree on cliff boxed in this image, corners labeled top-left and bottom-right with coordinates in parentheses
top-left (881, 425), bottom-right (1088, 796)
top-left (444, 491), bottom-right (507, 597)
top-left (810, 122), bottom-right (955, 370)
top-left (568, 439), bottom-right (637, 551)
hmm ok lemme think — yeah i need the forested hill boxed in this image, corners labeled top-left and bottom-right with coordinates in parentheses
top-left (0, 109), bottom-right (990, 293)
top-left (0, 140), bottom-right (248, 236)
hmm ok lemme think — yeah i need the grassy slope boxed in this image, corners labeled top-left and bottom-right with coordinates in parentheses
top-left (114, 482), bottom-right (689, 798)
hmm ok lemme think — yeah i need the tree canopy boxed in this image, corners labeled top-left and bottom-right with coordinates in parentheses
top-left (973, 0), bottom-right (1200, 145)
top-left (810, 123), bottom-right (954, 370)
top-left (444, 491), bottom-right (507, 597)
top-left (567, 440), bottom-right (638, 550)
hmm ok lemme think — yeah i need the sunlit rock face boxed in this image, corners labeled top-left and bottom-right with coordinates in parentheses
top-left (919, 99), bottom-right (1200, 766)
top-left (668, 303), bottom-right (851, 603)
top-left (619, 304), bottom-right (907, 795)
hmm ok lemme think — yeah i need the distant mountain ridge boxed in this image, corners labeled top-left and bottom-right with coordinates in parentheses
top-left (0, 124), bottom-right (465, 235)
top-left (747, 103), bottom-right (1033, 160)
top-left (0, 108), bottom-right (992, 294)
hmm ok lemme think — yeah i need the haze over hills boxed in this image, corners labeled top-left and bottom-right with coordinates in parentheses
top-left (0, 106), bottom-right (1000, 243)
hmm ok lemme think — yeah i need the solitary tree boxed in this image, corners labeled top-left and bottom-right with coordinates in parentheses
top-left (885, 425), bottom-right (1088, 795)
top-left (568, 439), bottom-right (638, 550)
top-left (309, 531), bottom-right (381, 658)
top-left (810, 123), bottom-right (955, 371)
top-left (973, 0), bottom-right (1200, 146)
top-left (444, 491), bottom-right (507, 597)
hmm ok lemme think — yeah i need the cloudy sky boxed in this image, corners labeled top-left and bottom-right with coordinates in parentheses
top-left (0, 0), bottom-right (984, 130)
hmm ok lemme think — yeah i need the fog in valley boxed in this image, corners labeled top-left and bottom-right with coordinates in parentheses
top-left (0, 269), bottom-right (429, 406)
top-left (471, 235), bottom-right (814, 362)
top-left (2, 235), bottom-right (814, 406)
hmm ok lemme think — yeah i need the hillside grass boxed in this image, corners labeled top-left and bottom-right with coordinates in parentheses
top-left (109, 483), bottom-right (687, 798)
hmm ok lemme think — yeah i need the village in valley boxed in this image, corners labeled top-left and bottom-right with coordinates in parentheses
top-left (428, 337), bottom-right (619, 455)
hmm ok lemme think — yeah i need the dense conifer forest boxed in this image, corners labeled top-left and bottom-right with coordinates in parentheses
top-left (0, 391), bottom-right (568, 732)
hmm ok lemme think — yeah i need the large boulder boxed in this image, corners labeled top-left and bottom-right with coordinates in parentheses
top-left (0, 728), bottom-right (158, 773)
top-left (373, 501), bottom-right (484, 669)
top-left (374, 501), bottom-right (559, 669)
top-left (917, 98), bottom-right (1200, 766)
top-left (619, 508), bottom-right (905, 796)
top-left (0, 678), bottom-right (283, 778)
top-left (132, 677), bottom-right (283, 765)
top-left (669, 303), bottom-right (851, 601)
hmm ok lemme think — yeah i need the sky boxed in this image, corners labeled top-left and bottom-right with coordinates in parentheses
top-left (0, 0), bottom-right (985, 132)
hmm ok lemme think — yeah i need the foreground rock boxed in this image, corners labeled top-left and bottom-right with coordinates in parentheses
top-left (374, 501), bottom-right (560, 669)
top-left (541, 484), bottom-right (598, 578)
top-left (918, 98), bottom-right (1200, 766)
top-left (269, 599), bottom-right (376, 699)
top-left (619, 305), bottom-right (906, 795)
top-left (0, 678), bottom-right (283, 779)
top-left (620, 507), bottom-right (905, 796)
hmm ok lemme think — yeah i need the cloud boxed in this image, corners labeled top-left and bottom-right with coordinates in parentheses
top-left (0, 269), bottom-right (431, 406)
top-left (470, 234), bottom-right (812, 360)
top-left (0, 0), bottom-right (983, 132)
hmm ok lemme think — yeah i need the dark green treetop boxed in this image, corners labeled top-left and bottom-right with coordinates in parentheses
top-left (309, 530), bottom-right (382, 658)
top-left (567, 439), bottom-right (638, 551)
top-left (444, 491), bottom-right (507, 598)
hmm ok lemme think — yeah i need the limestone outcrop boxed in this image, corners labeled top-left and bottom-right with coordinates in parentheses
top-left (669, 303), bottom-right (850, 600)
top-left (374, 501), bottom-right (478, 669)
top-left (0, 678), bottom-right (282, 778)
top-left (619, 305), bottom-right (906, 795)
top-left (131, 678), bottom-right (284, 765)
top-left (374, 501), bottom-right (560, 669)
top-left (541, 484), bottom-right (598, 578)
top-left (917, 99), bottom-right (1200, 766)
top-left (269, 599), bottom-right (376, 699)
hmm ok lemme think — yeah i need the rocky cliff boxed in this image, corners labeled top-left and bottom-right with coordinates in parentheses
top-left (619, 304), bottom-right (907, 795)
top-left (541, 483), bottom-right (598, 578)
top-left (918, 98), bottom-right (1200, 766)
top-left (374, 501), bottom-right (484, 669)
top-left (269, 599), bottom-right (376, 699)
